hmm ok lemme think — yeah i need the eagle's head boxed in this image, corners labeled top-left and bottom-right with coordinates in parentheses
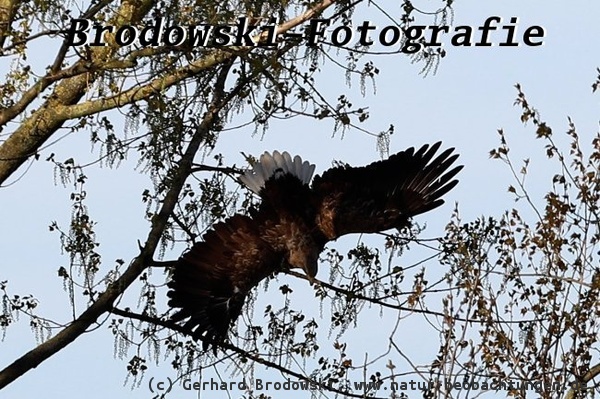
top-left (287, 237), bottom-right (320, 284)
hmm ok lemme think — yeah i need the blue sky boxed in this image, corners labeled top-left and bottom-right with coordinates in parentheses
top-left (1, 1), bottom-right (599, 397)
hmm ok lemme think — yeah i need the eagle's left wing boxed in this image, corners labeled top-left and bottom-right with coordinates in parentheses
top-left (167, 214), bottom-right (282, 352)
top-left (311, 142), bottom-right (462, 240)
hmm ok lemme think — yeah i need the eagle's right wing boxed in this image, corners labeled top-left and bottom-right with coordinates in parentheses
top-left (167, 214), bottom-right (281, 352)
top-left (312, 142), bottom-right (462, 241)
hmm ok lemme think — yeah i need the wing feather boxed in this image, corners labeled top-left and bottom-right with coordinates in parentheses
top-left (312, 142), bottom-right (463, 240)
top-left (167, 214), bottom-right (281, 352)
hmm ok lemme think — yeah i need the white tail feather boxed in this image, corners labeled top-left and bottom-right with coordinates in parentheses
top-left (293, 155), bottom-right (303, 178)
top-left (239, 151), bottom-right (315, 194)
top-left (282, 152), bottom-right (293, 173)
top-left (242, 176), bottom-right (262, 194)
top-left (272, 151), bottom-right (287, 175)
top-left (260, 152), bottom-right (276, 178)
top-left (304, 163), bottom-right (316, 184)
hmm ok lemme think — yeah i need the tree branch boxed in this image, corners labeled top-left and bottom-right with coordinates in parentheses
top-left (190, 164), bottom-right (243, 175)
top-left (0, 0), bottom-right (337, 186)
top-left (0, 0), bottom-right (155, 185)
top-left (0, 58), bottom-right (236, 389)
top-left (53, 0), bottom-right (337, 122)
top-left (0, 0), bottom-right (17, 49)
top-left (110, 307), bottom-right (392, 399)
top-left (285, 270), bottom-right (543, 325)
top-left (563, 363), bottom-right (600, 399)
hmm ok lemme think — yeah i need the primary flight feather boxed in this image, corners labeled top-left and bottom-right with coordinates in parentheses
top-left (167, 142), bottom-right (462, 351)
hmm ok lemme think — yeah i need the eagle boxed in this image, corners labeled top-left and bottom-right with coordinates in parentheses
top-left (167, 142), bottom-right (462, 351)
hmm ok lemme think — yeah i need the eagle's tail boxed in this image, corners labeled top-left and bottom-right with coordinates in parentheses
top-left (239, 150), bottom-right (316, 194)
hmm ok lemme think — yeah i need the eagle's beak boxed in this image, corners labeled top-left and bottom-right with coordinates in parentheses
top-left (302, 262), bottom-right (318, 285)
top-left (304, 260), bottom-right (319, 285)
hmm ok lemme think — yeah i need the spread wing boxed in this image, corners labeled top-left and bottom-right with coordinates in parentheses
top-left (312, 142), bottom-right (462, 240)
top-left (167, 214), bottom-right (281, 352)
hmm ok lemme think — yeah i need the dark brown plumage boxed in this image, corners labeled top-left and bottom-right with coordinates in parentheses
top-left (167, 142), bottom-right (462, 351)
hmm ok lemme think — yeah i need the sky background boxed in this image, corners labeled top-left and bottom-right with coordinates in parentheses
top-left (1, 0), bottom-right (599, 397)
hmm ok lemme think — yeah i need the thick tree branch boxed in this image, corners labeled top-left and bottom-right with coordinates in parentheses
top-left (563, 363), bottom-right (600, 399)
top-left (0, 0), bottom-right (337, 186)
top-left (0, 62), bottom-right (89, 128)
top-left (0, 59), bottom-right (237, 389)
top-left (0, 0), bottom-right (17, 49)
top-left (0, 46), bottom-right (175, 130)
top-left (0, 0), bottom-right (154, 185)
top-left (51, 0), bottom-right (337, 122)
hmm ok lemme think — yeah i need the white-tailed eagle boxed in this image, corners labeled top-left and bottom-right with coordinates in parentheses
top-left (167, 142), bottom-right (462, 351)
